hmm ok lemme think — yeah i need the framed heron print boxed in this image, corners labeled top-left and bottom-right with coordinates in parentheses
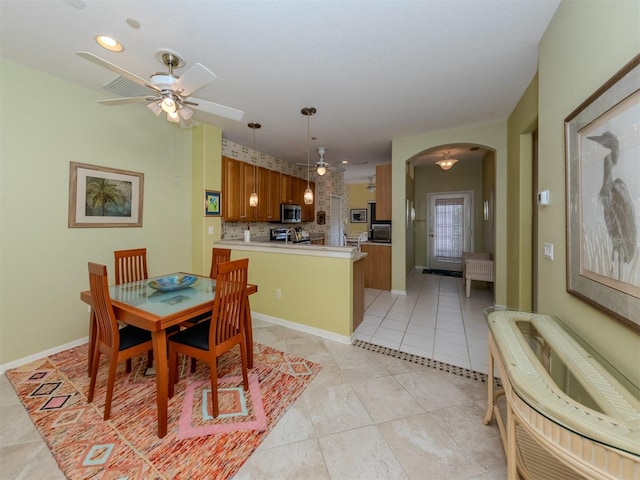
top-left (564, 54), bottom-right (640, 331)
top-left (68, 162), bottom-right (144, 228)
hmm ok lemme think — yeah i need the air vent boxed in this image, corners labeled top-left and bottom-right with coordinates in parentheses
top-left (103, 76), bottom-right (151, 98)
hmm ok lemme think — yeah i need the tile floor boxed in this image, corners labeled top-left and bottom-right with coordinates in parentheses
top-left (0, 270), bottom-right (504, 479)
top-left (355, 269), bottom-right (495, 375)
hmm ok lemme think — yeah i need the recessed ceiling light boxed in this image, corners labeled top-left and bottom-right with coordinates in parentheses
top-left (95, 35), bottom-right (123, 52)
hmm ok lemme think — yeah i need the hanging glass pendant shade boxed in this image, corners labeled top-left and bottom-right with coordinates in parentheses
top-left (301, 107), bottom-right (316, 205)
top-left (248, 122), bottom-right (261, 207)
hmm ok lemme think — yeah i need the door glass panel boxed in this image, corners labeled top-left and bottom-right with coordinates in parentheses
top-left (434, 197), bottom-right (464, 263)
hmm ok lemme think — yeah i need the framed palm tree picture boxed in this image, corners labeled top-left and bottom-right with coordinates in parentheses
top-left (68, 162), bottom-right (144, 227)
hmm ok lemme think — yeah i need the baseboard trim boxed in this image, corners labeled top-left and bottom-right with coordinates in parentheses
top-left (251, 312), bottom-right (352, 345)
top-left (1, 337), bottom-right (89, 374)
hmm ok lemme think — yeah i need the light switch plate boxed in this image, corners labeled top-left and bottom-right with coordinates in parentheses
top-left (537, 190), bottom-right (550, 206)
top-left (208, 226), bottom-right (214, 235)
top-left (544, 243), bottom-right (554, 260)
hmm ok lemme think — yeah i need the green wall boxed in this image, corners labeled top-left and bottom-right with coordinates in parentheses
top-left (0, 59), bottom-right (194, 364)
top-left (506, 74), bottom-right (538, 311)
top-left (536, 0), bottom-right (640, 384)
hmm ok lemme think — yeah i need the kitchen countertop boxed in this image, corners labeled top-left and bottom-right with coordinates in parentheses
top-left (216, 239), bottom-right (367, 261)
top-left (360, 242), bottom-right (392, 247)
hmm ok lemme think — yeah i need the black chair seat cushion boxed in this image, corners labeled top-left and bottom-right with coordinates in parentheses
top-left (118, 325), bottom-right (152, 351)
top-left (170, 320), bottom-right (211, 351)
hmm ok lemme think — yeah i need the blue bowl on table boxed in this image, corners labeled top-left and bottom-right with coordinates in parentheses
top-left (147, 274), bottom-right (198, 292)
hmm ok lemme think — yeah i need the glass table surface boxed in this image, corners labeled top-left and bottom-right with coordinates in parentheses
top-left (109, 273), bottom-right (216, 317)
top-left (483, 307), bottom-right (640, 457)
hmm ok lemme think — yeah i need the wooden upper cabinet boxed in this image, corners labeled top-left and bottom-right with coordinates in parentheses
top-left (267, 169), bottom-right (281, 221)
top-left (222, 156), bottom-right (244, 221)
top-left (375, 163), bottom-right (392, 221)
top-left (256, 166), bottom-right (270, 221)
top-left (223, 158), bottom-right (312, 223)
top-left (222, 156), bottom-right (257, 222)
top-left (280, 174), bottom-right (294, 204)
top-left (256, 167), bottom-right (281, 222)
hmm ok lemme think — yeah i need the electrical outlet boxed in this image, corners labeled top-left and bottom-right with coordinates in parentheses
top-left (544, 243), bottom-right (554, 260)
top-left (87, 305), bottom-right (91, 313)
top-left (208, 226), bottom-right (214, 235)
top-left (275, 288), bottom-right (282, 299)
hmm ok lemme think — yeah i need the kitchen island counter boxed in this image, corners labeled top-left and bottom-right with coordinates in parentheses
top-left (217, 239), bottom-right (367, 261)
top-left (215, 239), bottom-right (365, 342)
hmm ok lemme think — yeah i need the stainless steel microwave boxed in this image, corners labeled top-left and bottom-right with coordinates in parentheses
top-left (371, 224), bottom-right (391, 243)
top-left (281, 203), bottom-right (301, 223)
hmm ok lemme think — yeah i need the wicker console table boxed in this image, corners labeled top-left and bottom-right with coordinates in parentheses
top-left (483, 309), bottom-right (639, 479)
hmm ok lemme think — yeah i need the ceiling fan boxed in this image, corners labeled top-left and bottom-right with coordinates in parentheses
top-left (297, 147), bottom-right (346, 175)
top-left (76, 50), bottom-right (244, 127)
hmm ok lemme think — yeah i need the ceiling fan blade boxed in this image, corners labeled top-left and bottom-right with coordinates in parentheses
top-left (190, 97), bottom-right (244, 121)
top-left (76, 51), bottom-right (161, 93)
top-left (97, 96), bottom-right (156, 106)
top-left (173, 63), bottom-right (217, 98)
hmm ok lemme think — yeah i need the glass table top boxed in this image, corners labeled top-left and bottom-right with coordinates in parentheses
top-left (483, 307), bottom-right (640, 456)
top-left (109, 273), bottom-right (216, 317)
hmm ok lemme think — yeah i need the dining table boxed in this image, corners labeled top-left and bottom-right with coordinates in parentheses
top-left (80, 272), bottom-right (258, 438)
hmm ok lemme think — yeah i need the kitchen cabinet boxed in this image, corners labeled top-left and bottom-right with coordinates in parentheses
top-left (375, 164), bottom-right (392, 221)
top-left (280, 174), bottom-right (294, 204)
top-left (222, 156), bottom-right (258, 222)
top-left (256, 167), bottom-right (281, 222)
top-left (361, 243), bottom-right (391, 290)
top-left (223, 157), bottom-right (313, 222)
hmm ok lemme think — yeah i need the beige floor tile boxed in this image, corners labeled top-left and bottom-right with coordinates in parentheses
top-left (305, 383), bottom-right (373, 436)
top-left (318, 425), bottom-right (409, 480)
top-left (247, 438), bottom-right (331, 480)
top-left (351, 375), bottom-right (425, 423)
top-left (258, 396), bottom-right (316, 449)
top-left (378, 413), bottom-right (484, 479)
top-left (394, 369), bottom-right (470, 412)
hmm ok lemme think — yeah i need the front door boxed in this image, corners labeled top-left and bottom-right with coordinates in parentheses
top-left (427, 191), bottom-right (473, 272)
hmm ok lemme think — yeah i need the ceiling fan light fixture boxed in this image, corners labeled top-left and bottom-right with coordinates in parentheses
top-left (161, 96), bottom-right (176, 114)
top-left (436, 152), bottom-right (458, 171)
top-left (316, 163), bottom-right (327, 176)
top-left (147, 101), bottom-right (162, 116)
top-left (167, 111), bottom-right (179, 123)
top-left (366, 176), bottom-right (376, 192)
top-left (178, 104), bottom-right (193, 120)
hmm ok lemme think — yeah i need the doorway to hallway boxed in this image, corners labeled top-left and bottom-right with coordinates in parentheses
top-left (427, 191), bottom-right (473, 272)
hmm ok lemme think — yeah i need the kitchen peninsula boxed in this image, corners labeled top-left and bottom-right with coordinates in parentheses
top-left (216, 240), bottom-right (366, 342)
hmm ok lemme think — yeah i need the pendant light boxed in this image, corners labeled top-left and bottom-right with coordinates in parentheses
top-left (248, 122), bottom-right (261, 207)
top-left (301, 107), bottom-right (316, 205)
top-left (436, 151), bottom-right (459, 171)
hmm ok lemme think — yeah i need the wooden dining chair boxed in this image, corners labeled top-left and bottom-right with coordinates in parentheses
top-left (113, 248), bottom-right (152, 370)
top-left (114, 248), bottom-right (148, 286)
top-left (87, 262), bottom-right (154, 420)
top-left (168, 258), bottom-right (249, 418)
top-left (209, 247), bottom-right (231, 278)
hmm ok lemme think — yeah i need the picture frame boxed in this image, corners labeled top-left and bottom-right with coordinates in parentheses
top-left (564, 54), bottom-right (640, 331)
top-left (350, 208), bottom-right (367, 223)
top-left (68, 162), bottom-right (143, 228)
top-left (204, 190), bottom-right (222, 217)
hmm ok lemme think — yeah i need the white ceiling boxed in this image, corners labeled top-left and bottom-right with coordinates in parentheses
top-left (0, 0), bottom-right (559, 181)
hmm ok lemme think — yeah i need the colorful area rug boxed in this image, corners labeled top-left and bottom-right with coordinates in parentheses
top-left (5, 342), bottom-right (321, 479)
top-left (422, 268), bottom-right (463, 278)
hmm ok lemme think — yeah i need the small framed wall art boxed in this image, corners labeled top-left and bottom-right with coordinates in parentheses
top-left (350, 208), bottom-right (367, 223)
top-left (204, 190), bottom-right (222, 217)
